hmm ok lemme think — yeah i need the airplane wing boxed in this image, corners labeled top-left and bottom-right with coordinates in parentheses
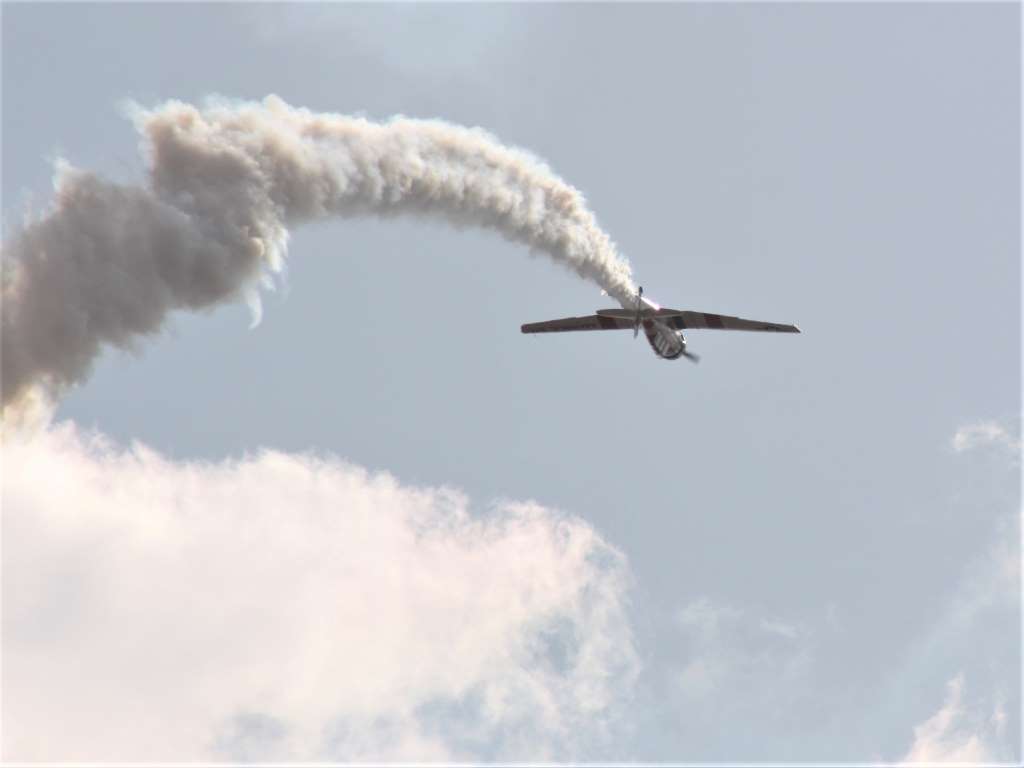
top-left (521, 315), bottom-right (634, 333)
top-left (665, 311), bottom-right (800, 333)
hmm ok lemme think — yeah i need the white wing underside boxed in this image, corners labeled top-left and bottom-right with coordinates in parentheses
top-left (667, 311), bottom-right (800, 333)
top-left (520, 315), bottom-right (634, 333)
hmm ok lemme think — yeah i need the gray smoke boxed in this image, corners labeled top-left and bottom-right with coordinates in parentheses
top-left (1, 96), bottom-right (637, 416)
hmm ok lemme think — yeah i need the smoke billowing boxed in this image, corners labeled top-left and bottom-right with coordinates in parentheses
top-left (1, 96), bottom-right (643, 760)
top-left (1, 96), bottom-right (637, 417)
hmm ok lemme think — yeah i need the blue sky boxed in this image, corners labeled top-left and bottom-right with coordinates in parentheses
top-left (2, 3), bottom-right (1020, 762)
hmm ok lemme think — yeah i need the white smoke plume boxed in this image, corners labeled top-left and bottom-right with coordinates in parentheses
top-left (3, 421), bottom-right (639, 761)
top-left (1, 95), bottom-right (637, 417)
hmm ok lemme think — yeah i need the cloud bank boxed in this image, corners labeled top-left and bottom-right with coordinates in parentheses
top-left (2, 422), bottom-right (638, 761)
top-left (890, 418), bottom-right (1020, 764)
top-left (899, 676), bottom-right (1007, 764)
top-left (1, 95), bottom-right (637, 418)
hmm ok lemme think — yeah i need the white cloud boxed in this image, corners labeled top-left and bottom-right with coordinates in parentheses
top-left (886, 419), bottom-right (1021, 764)
top-left (673, 596), bottom-right (742, 640)
top-left (951, 420), bottom-right (1021, 460)
top-left (672, 598), bottom-right (811, 702)
top-left (1, 422), bottom-right (638, 762)
top-left (759, 617), bottom-right (801, 640)
top-left (899, 675), bottom-right (1003, 764)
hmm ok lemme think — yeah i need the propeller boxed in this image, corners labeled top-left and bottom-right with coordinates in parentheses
top-left (682, 350), bottom-right (700, 364)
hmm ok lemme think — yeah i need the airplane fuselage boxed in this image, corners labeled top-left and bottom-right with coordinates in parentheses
top-left (642, 318), bottom-right (688, 360)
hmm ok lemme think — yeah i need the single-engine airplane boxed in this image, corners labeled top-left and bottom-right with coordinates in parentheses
top-left (521, 287), bottom-right (800, 362)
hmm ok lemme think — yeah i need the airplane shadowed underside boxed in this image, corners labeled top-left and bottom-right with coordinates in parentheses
top-left (521, 288), bottom-right (800, 362)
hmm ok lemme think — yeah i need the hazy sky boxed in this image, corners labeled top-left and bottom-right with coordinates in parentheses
top-left (2, 2), bottom-right (1020, 763)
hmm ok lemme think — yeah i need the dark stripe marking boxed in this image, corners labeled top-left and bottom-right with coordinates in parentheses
top-left (703, 313), bottom-right (725, 329)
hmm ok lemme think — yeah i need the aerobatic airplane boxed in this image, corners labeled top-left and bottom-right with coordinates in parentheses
top-left (521, 288), bottom-right (800, 362)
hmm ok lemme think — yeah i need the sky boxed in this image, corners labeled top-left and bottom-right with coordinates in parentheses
top-left (1, 2), bottom-right (1020, 763)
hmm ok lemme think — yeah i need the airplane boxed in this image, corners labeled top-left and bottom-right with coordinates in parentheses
top-left (521, 287), bottom-right (800, 362)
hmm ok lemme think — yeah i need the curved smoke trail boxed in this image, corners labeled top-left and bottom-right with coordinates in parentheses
top-left (1, 96), bottom-right (637, 418)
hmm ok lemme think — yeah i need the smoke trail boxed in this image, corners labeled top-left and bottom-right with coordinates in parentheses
top-left (1, 96), bottom-right (637, 417)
